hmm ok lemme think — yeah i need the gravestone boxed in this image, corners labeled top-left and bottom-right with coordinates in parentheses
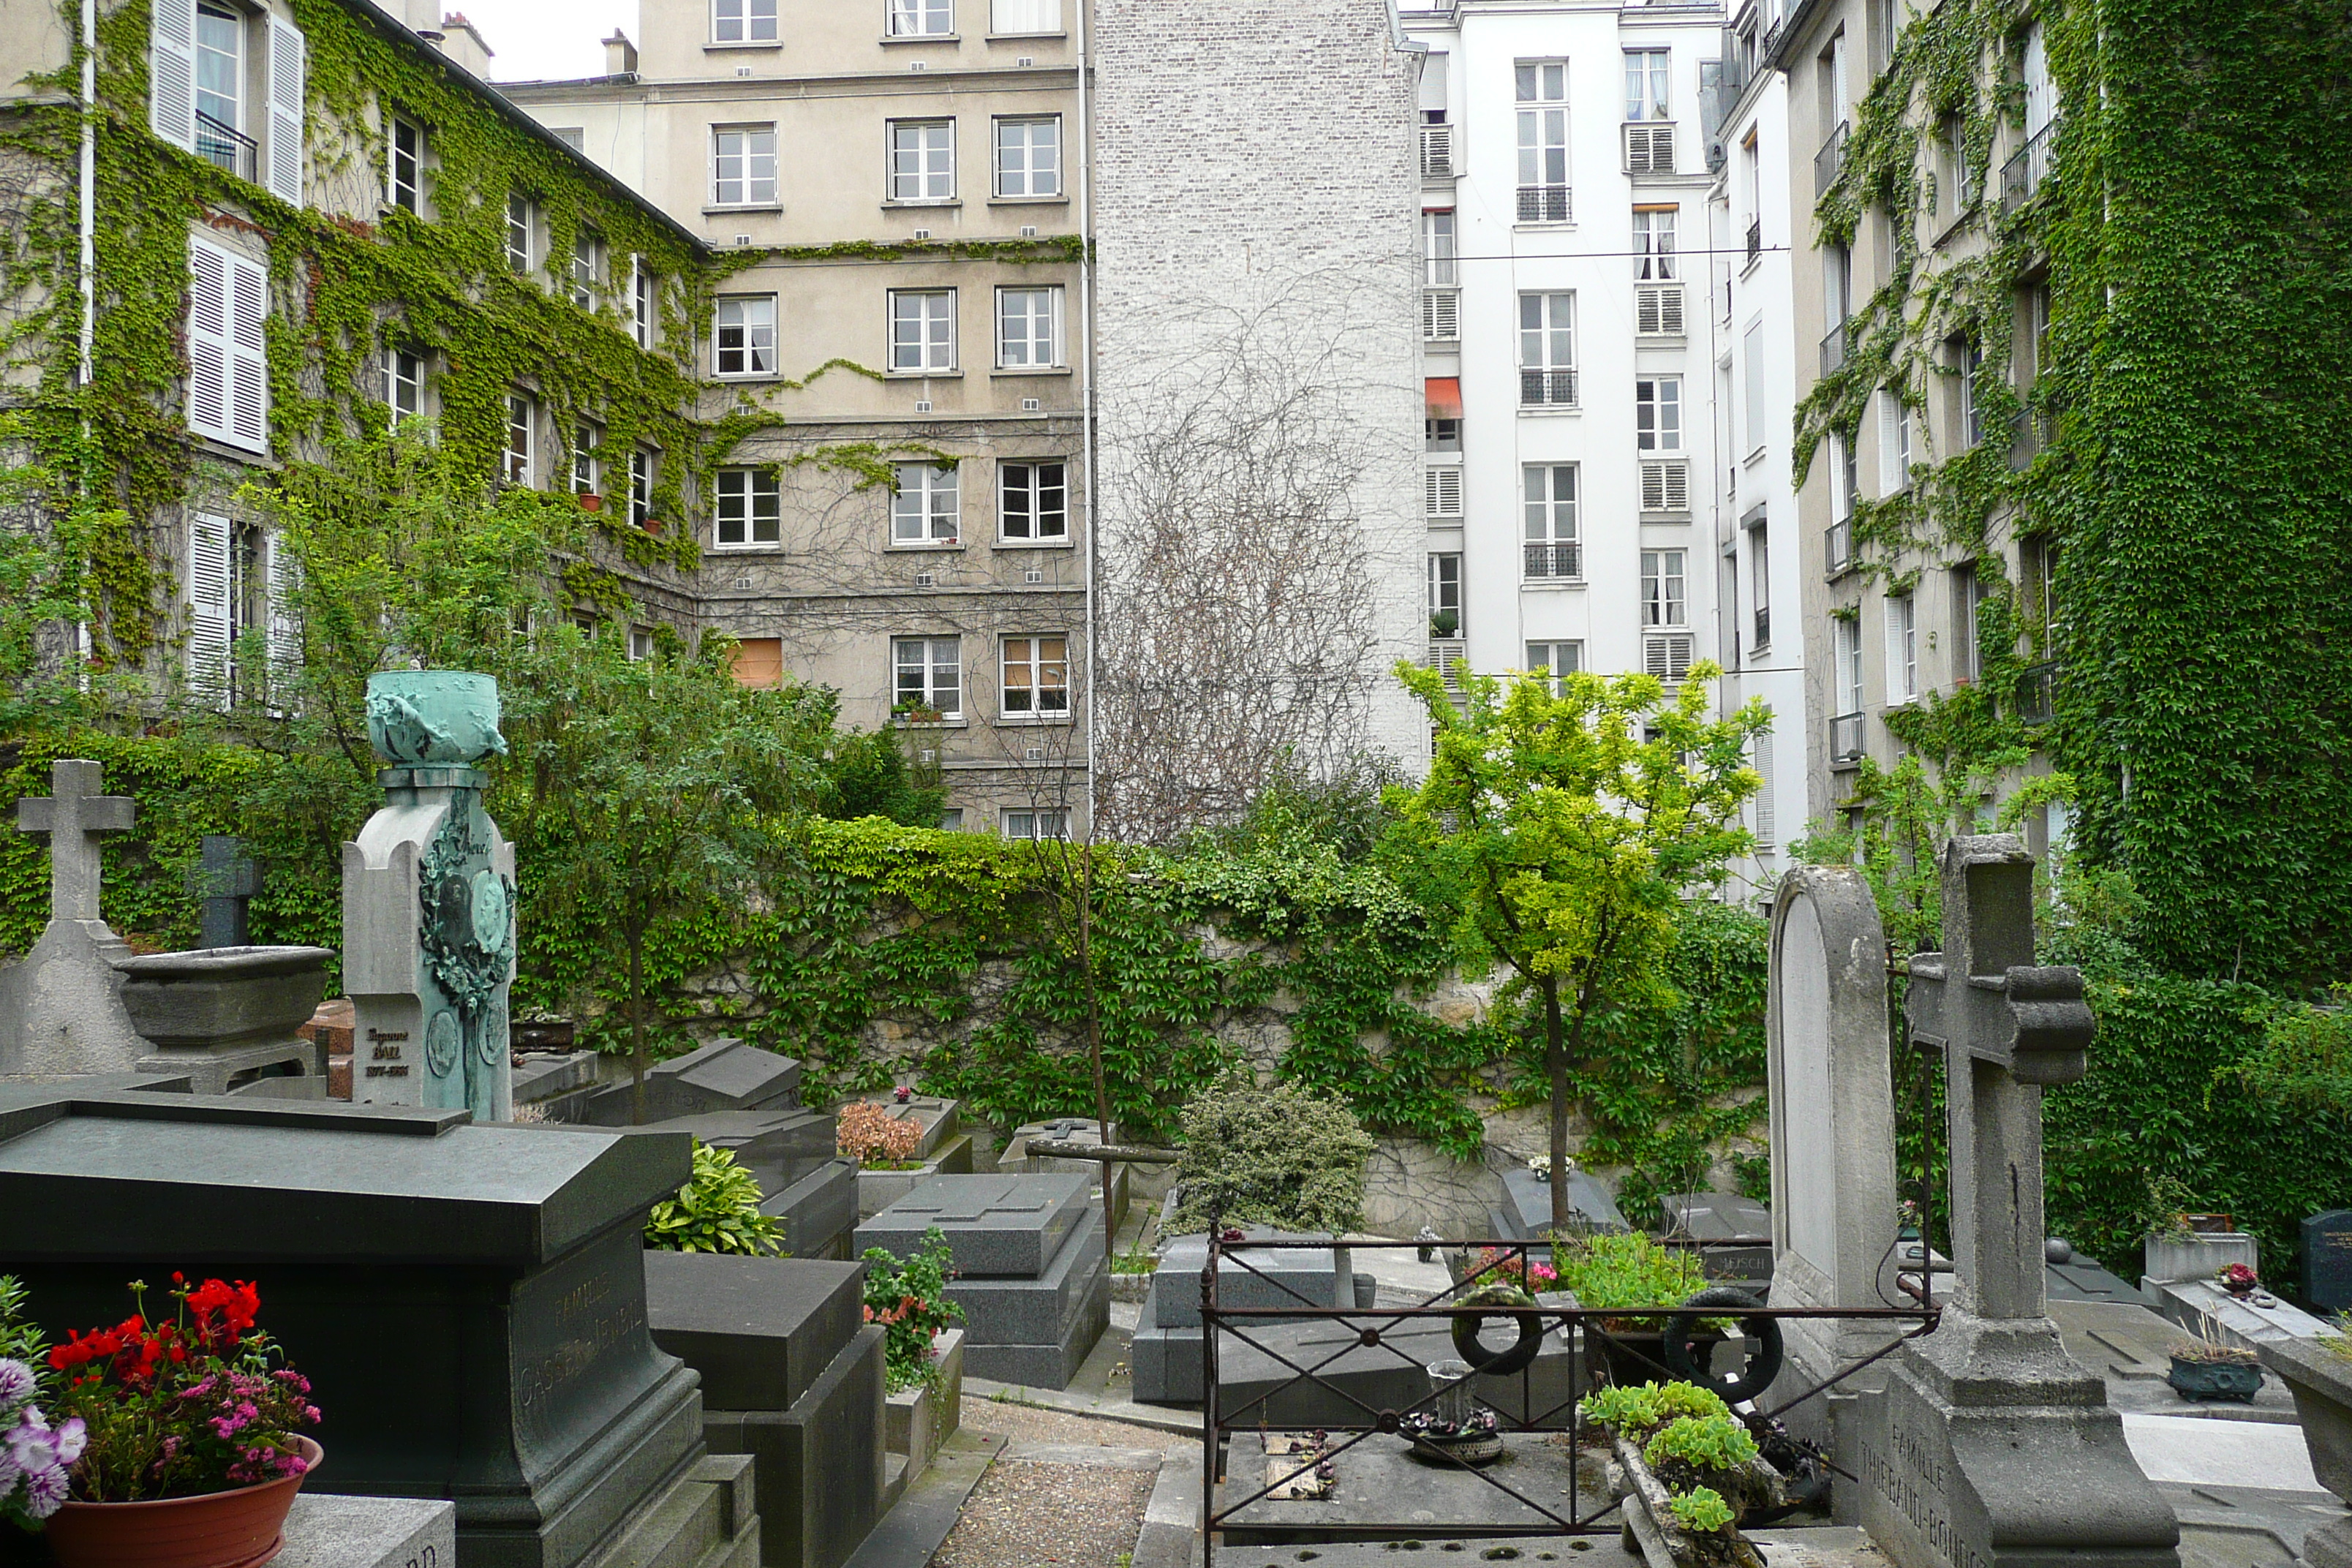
top-left (1760, 863), bottom-right (1902, 1471)
top-left (2307, 1210), bottom-right (2352, 1312)
top-left (581, 1036), bottom-right (802, 1126)
top-left (1130, 1229), bottom-right (1376, 1405)
top-left (344, 671), bottom-right (518, 1121)
top-left (1661, 1192), bottom-right (1774, 1284)
top-left (193, 833), bottom-right (263, 949)
top-left (1005, 1115), bottom-right (1131, 1230)
top-left (1493, 1165), bottom-right (1629, 1242)
top-left (1858, 836), bottom-right (2177, 1568)
top-left (0, 758), bottom-right (146, 1074)
top-left (764, 1158), bottom-right (861, 1262)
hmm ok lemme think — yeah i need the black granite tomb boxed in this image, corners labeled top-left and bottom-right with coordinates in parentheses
top-left (2307, 1210), bottom-right (2352, 1312)
top-left (581, 1037), bottom-right (802, 1126)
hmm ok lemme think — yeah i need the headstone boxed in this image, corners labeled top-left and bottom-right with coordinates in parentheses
top-left (1130, 1229), bottom-right (1377, 1406)
top-left (1760, 863), bottom-right (1901, 1469)
top-left (0, 1081), bottom-right (706, 1568)
top-left (2307, 1210), bottom-right (2352, 1311)
top-left (0, 758), bottom-right (147, 1074)
top-left (343, 671), bottom-right (518, 1120)
top-left (1661, 1192), bottom-right (1773, 1284)
top-left (116, 943), bottom-right (336, 1096)
top-left (1859, 836), bottom-right (2178, 1568)
top-left (193, 833), bottom-right (263, 949)
top-left (1493, 1165), bottom-right (1629, 1242)
top-left (581, 1036), bottom-right (801, 1125)
top-left (1005, 1115), bottom-right (1131, 1229)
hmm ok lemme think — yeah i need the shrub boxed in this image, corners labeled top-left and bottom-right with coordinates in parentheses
top-left (837, 1101), bottom-right (925, 1168)
top-left (1644, 1414), bottom-right (1758, 1477)
top-left (1463, 1247), bottom-right (1558, 1294)
top-left (1548, 1232), bottom-right (1712, 1327)
top-left (1172, 1071), bottom-right (1376, 1234)
top-left (644, 1142), bottom-right (786, 1256)
top-left (1578, 1379), bottom-right (1729, 1436)
top-left (862, 1228), bottom-right (966, 1392)
top-left (1667, 1487), bottom-right (1735, 1534)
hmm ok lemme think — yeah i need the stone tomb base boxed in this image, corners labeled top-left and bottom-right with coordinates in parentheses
top-left (1213, 1432), bottom-right (1607, 1545)
top-left (1131, 1231), bottom-right (1376, 1406)
top-left (764, 1156), bottom-right (859, 1262)
top-left (1213, 1311), bottom-right (1583, 1432)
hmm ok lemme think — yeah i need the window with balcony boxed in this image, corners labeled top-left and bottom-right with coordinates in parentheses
top-left (714, 295), bottom-right (777, 377)
top-left (1515, 61), bottom-right (1570, 222)
top-left (1428, 552), bottom-right (1463, 638)
top-left (1885, 592), bottom-right (1917, 702)
top-left (889, 290), bottom-right (957, 372)
top-left (1624, 48), bottom-right (1670, 120)
top-left (714, 125), bottom-right (779, 206)
top-left (1637, 375), bottom-right (1683, 452)
top-left (503, 393), bottom-right (535, 486)
top-left (892, 462), bottom-right (959, 545)
top-left (713, 0), bottom-right (777, 42)
top-left (1526, 641), bottom-right (1582, 692)
top-left (388, 116), bottom-right (425, 214)
top-left (894, 636), bottom-right (962, 718)
top-left (1642, 549), bottom-right (1692, 679)
top-left (195, 4), bottom-right (245, 160)
top-left (1001, 461), bottom-right (1067, 539)
top-left (997, 286), bottom-right (1063, 368)
top-left (889, 0), bottom-right (951, 35)
top-left (1001, 636), bottom-right (1068, 717)
top-left (889, 119), bottom-right (954, 201)
top-left (1518, 291), bottom-right (1576, 406)
top-left (1825, 432), bottom-right (1857, 572)
top-left (715, 470), bottom-right (782, 548)
top-left (1523, 464), bottom-right (1578, 579)
top-left (995, 117), bottom-right (1060, 197)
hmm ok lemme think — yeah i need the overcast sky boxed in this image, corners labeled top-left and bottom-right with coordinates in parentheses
top-left (450, 0), bottom-right (638, 82)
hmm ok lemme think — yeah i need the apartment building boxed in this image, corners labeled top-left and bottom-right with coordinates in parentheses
top-left (501, 0), bottom-right (1089, 837)
top-left (1398, 0), bottom-right (1803, 893)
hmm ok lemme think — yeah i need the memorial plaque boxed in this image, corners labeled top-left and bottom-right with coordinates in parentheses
top-left (2307, 1210), bottom-right (2352, 1312)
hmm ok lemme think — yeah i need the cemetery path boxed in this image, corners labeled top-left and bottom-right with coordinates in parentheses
top-left (932, 1401), bottom-right (1199, 1567)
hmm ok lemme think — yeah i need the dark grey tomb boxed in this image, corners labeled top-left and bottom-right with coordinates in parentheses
top-left (2307, 1210), bottom-right (2352, 1312)
top-left (581, 1036), bottom-right (801, 1126)
top-left (193, 833), bottom-right (263, 949)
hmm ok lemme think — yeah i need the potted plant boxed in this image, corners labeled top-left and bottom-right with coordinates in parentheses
top-left (892, 700), bottom-right (945, 725)
top-left (1430, 609), bottom-right (1460, 639)
top-left (2167, 1321), bottom-right (2263, 1403)
top-left (30, 1274), bottom-right (322, 1568)
top-left (1548, 1232), bottom-right (1718, 1387)
top-left (862, 1229), bottom-right (967, 1482)
top-left (2219, 1262), bottom-right (2259, 1299)
top-left (1, 1275), bottom-right (79, 1528)
top-left (577, 491), bottom-right (603, 513)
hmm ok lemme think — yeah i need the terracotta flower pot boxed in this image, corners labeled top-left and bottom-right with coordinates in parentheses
top-left (44, 1436), bottom-right (320, 1568)
top-left (577, 492), bottom-right (603, 513)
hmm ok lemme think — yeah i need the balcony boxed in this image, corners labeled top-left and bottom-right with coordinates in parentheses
top-left (1518, 184), bottom-right (1573, 223)
top-left (197, 112), bottom-right (258, 183)
top-left (1825, 517), bottom-right (1855, 576)
top-left (1524, 541), bottom-right (1582, 580)
top-left (1820, 320), bottom-right (1850, 377)
top-left (2002, 121), bottom-right (2054, 212)
top-left (1519, 369), bottom-right (1578, 407)
top-left (2008, 406), bottom-right (2048, 470)
top-left (1420, 124), bottom-right (1457, 181)
top-left (1744, 216), bottom-right (1763, 266)
top-left (2016, 660), bottom-right (2059, 725)
top-left (1814, 121), bottom-right (1849, 197)
top-left (1753, 605), bottom-right (1771, 649)
top-left (1828, 711), bottom-right (1865, 764)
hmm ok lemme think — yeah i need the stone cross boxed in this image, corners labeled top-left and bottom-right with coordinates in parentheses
top-left (1904, 834), bottom-right (2095, 1321)
top-left (192, 834), bottom-right (262, 949)
top-left (17, 760), bottom-right (135, 925)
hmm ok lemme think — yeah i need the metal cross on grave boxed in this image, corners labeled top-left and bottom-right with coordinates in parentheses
top-left (16, 760), bottom-right (135, 927)
top-left (1904, 834), bottom-right (2095, 1322)
top-left (192, 834), bottom-right (263, 949)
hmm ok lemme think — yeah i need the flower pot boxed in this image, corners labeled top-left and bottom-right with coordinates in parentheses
top-left (2167, 1355), bottom-right (2264, 1403)
top-left (2255, 1337), bottom-right (2352, 1500)
top-left (577, 492), bottom-right (603, 513)
top-left (44, 1436), bottom-right (320, 1568)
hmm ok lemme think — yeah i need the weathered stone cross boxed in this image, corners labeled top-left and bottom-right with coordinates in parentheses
top-left (193, 834), bottom-right (262, 949)
top-left (1904, 834), bottom-right (2095, 1321)
top-left (17, 760), bottom-right (135, 927)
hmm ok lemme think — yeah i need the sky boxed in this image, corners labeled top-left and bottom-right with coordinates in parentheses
top-left (445, 0), bottom-right (639, 82)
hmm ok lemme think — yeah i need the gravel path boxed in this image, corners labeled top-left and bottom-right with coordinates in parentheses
top-left (932, 1400), bottom-right (1196, 1568)
top-left (962, 1396), bottom-right (1202, 1455)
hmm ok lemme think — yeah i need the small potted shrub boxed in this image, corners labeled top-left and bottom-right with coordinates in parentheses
top-left (838, 1101), bottom-right (925, 1170)
top-left (644, 1141), bottom-right (786, 1256)
top-left (862, 1229), bottom-right (967, 1479)
top-left (1548, 1232), bottom-right (1717, 1387)
top-left (2167, 1320), bottom-right (2263, 1403)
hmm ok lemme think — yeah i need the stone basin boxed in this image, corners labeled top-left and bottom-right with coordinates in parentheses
top-left (115, 944), bottom-right (336, 1050)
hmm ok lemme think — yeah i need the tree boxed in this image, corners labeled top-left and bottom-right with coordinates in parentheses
top-left (1391, 660), bottom-right (1766, 1230)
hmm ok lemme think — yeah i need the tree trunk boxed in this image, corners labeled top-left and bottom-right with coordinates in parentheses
top-left (1545, 974), bottom-right (1570, 1233)
top-left (1078, 844), bottom-right (1116, 1259)
top-left (628, 931), bottom-right (648, 1127)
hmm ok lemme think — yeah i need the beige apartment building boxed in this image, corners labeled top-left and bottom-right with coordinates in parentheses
top-left (502, 0), bottom-right (1089, 837)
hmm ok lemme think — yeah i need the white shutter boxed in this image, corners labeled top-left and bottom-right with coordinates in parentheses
top-left (1635, 283), bottom-right (1683, 336)
top-left (1422, 288), bottom-right (1459, 342)
top-left (1880, 389), bottom-right (1904, 493)
top-left (1626, 124), bottom-right (1675, 173)
top-left (1640, 459), bottom-right (1689, 513)
top-left (1424, 466), bottom-right (1462, 517)
top-left (227, 249), bottom-right (269, 452)
top-left (186, 513), bottom-right (230, 709)
top-left (186, 238), bottom-right (232, 442)
top-left (1754, 726), bottom-right (1776, 845)
top-left (1420, 124), bottom-right (1455, 178)
top-left (149, 0), bottom-right (197, 151)
top-left (265, 17), bottom-right (305, 205)
top-left (265, 532), bottom-right (301, 694)
top-left (1644, 632), bottom-right (1694, 682)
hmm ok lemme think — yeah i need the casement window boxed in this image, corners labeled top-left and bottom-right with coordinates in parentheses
top-left (1950, 562), bottom-right (1983, 680)
top-left (570, 227), bottom-right (602, 308)
top-left (1424, 211), bottom-right (1457, 286)
top-left (1515, 61), bottom-right (1570, 221)
top-left (732, 638), bottom-right (785, 688)
top-left (2022, 23), bottom-right (2054, 136)
top-left (570, 421), bottom-right (600, 493)
top-left (186, 234), bottom-right (268, 453)
top-left (890, 290), bottom-right (957, 372)
top-left (1523, 464), bottom-right (1578, 578)
top-left (713, 126), bottom-right (779, 206)
top-left (388, 116), bottom-right (425, 213)
top-left (892, 462), bottom-right (959, 544)
top-left (1950, 336), bottom-right (1983, 448)
top-left (627, 627), bottom-right (656, 662)
top-left (889, 120), bottom-right (955, 201)
top-left (156, 0), bottom-right (302, 203)
top-left (1833, 613), bottom-right (1864, 712)
top-left (714, 295), bottom-right (777, 377)
top-left (193, 4), bottom-right (241, 139)
top-left (505, 193), bottom-right (534, 272)
top-left (1885, 593), bottom-right (1918, 701)
top-left (1001, 635), bottom-right (1068, 717)
top-left (1749, 519), bottom-right (1771, 647)
top-left (629, 448), bottom-right (655, 527)
top-left (1836, 431), bottom-right (1858, 521)
top-left (894, 636), bottom-right (962, 717)
top-left (995, 118), bottom-right (1060, 197)
top-left (1003, 807), bottom-right (1068, 840)
top-left (1518, 291), bottom-right (1575, 406)
top-left (503, 393), bottom-right (535, 486)
top-left (1641, 549), bottom-right (1686, 627)
top-left (1633, 208), bottom-right (1675, 279)
top-left (1000, 461), bottom-right (1067, 539)
top-left (1426, 418), bottom-right (1462, 452)
top-left (990, 0), bottom-right (1060, 31)
top-left (1526, 641), bottom-right (1582, 693)
top-left (938, 807), bottom-right (966, 831)
top-left (713, 0), bottom-right (777, 42)
top-left (1880, 388), bottom-right (1912, 493)
top-left (1636, 376), bottom-right (1683, 452)
top-left (1624, 48), bottom-right (1670, 120)
top-left (1744, 323), bottom-right (1765, 452)
top-left (714, 469), bottom-right (781, 547)
top-left (997, 287), bottom-right (1063, 368)
top-left (385, 348), bottom-right (425, 429)
top-left (889, 0), bottom-right (951, 37)
top-left (631, 259), bottom-right (656, 350)
top-left (186, 513), bottom-right (295, 711)
top-left (1428, 552), bottom-right (1463, 636)
top-left (2021, 533), bottom-right (2061, 647)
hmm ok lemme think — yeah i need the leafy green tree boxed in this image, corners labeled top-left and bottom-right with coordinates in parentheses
top-left (821, 728), bottom-right (946, 828)
top-left (1391, 660), bottom-right (1765, 1230)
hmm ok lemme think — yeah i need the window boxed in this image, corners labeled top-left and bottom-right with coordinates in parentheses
top-left (570, 421), bottom-right (600, 493)
top-left (1825, 243), bottom-right (1852, 332)
top-left (1429, 553), bottom-right (1463, 636)
top-left (1820, 31), bottom-right (1849, 122)
top-left (1950, 562), bottom-right (1983, 680)
top-left (713, 126), bottom-right (778, 206)
top-left (1426, 418), bottom-right (1462, 452)
top-left (713, 0), bottom-right (777, 42)
top-left (2021, 533), bottom-right (2061, 649)
top-left (1834, 614), bottom-right (1863, 717)
top-left (1518, 292), bottom-right (1575, 405)
top-left (1749, 521), bottom-right (1771, 647)
top-left (1754, 725), bottom-right (1776, 845)
top-left (195, 3), bottom-right (241, 135)
top-left (388, 116), bottom-right (423, 213)
top-left (1425, 465), bottom-right (1462, 519)
top-left (715, 469), bottom-right (781, 547)
top-left (186, 513), bottom-right (295, 711)
top-left (1000, 461), bottom-right (1067, 539)
top-left (1641, 549), bottom-right (1686, 627)
top-left (1637, 376), bottom-right (1683, 452)
top-left (503, 393), bottom-right (535, 485)
top-left (715, 295), bottom-right (777, 377)
top-left (1633, 208), bottom-right (1675, 279)
top-left (1523, 464), bottom-right (1578, 578)
top-left (889, 120), bottom-right (954, 201)
top-left (186, 234), bottom-right (268, 452)
top-left (632, 260), bottom-right (656, 349)
top-left (570, 227), bottom-right (601, 307)
top-left (1424, 211), bottom-right (1457, 286)
top-left (892, 462), bottom-right (959, 544)
top-left (1885, 593), bottom-right (1917, 701)
top-left (1515, 61), bottom-right (1570, 221)
top-left (732, 638), bottom-right (784, 689)
top-left (386, 348), bottom-right (424, 428)
top-left (552, 127), bottom-right (584, 150)
top-left (1937, 112), bottom-right (1972, 214)
top-left (1744, 323), bottom-right (1765, 452)
top-left (889, 0), bottom-right (951, 36)
top-left (504, 194), bottom-right (534, 272)
top-left (890, 290), bottom-right (957, 372)
top-left (991, 0), bottom-right (1060, 31)
top-left (894, 636), bottom-right (961, 717)
top-left (1950, 336), bottom-right (1983, 448)
top-left (1837, 431), bottom-right (1858, 520)
top-left (997, 287), bottom-right (1063, 367)
top-left (1001, 636), bottom-right (1068, 717)
top-left (1880, 388), bottom-right (1912, 493)
top-left (2023, 23), bottom-right (2054, 136)
top-left (1526, 641), bottom-right (1582, 692)
top-left (627, 626), bottom-right (655, 663)
top-left (938, 807), bottom-right (967, 831)
top-left (1624, 48), bottom-right (1670, 120)
top-left (629, 448), bottom-right (655, 527)
top-left (995, 118), bottom-right (1060, 196)
top-left (1003, 807), bottom-right (1068, 840)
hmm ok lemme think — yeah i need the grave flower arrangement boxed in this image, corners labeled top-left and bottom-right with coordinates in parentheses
top-left (837, 1101), bottom-right (925, 1169)
top-left (1, 1274), bottom-right (79, 1527)
top-left (2220, 1262), bottom-right (2259, 1297)
top-left (1545, 1232), bottom-right (1716, 1331)
top-left (859, 1228), bottom-right (965, 1392)
top-left (1461, 1247), bottom-right (1558, 1294)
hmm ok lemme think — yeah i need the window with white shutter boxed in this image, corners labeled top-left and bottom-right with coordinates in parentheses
top-left (151, 0), bottom-right (199, 151)
top-left (1424, 465), bottom-right (1462, 519)
top-left (1634, 284), bottom-right (1683, 336)
top-left (1880, 388), bottom-right (1912, 494)
top-left (186, 513), bottom-right (230, 709)
top-left (265, 531), bottom-right (301, 698)
top-left (186, 235), bottom-right (268, 453)
top-left (265, 16), bottom-right (304, 204)
top-left (1639, 459), bottom-right (1690, 513)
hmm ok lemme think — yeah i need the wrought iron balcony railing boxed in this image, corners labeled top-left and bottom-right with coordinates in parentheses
top-left (1523, 541), bottom-right (1582, 580)
top-left (1814, 121), bottom-right (1849, 197)
top-left (1518, 184), bottom-right (1573, 223)
top-left (1829, 711), bottom-right (1866, 764)
top-left (197, 113), bottom-right (257, 182)
top-left (1519, 369), bottom-right (1578, 407)
top-left (2002, 121), bottom-right (2054, 212)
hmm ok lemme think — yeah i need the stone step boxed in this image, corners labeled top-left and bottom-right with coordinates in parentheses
top-left (587, 1453), bottom-right (761, 1568)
